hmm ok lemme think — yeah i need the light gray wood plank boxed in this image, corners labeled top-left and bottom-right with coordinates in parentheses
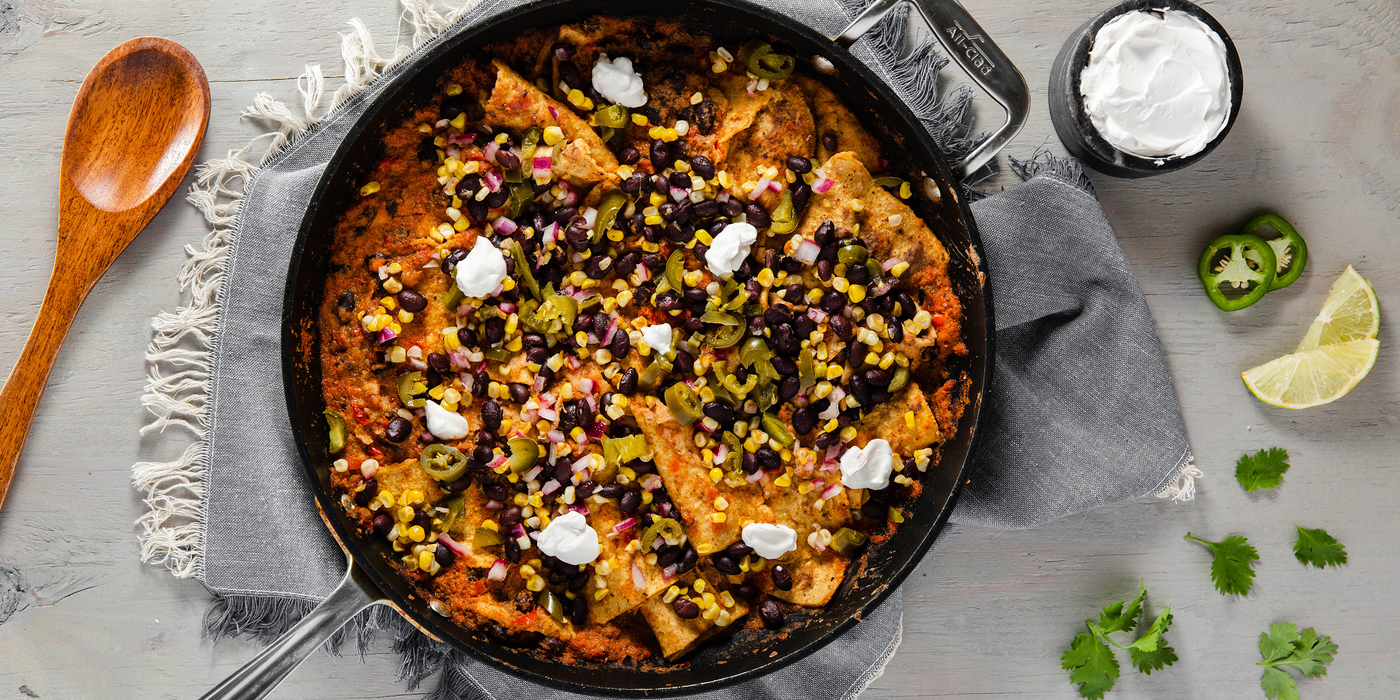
top-left (2, 0), bottom-right (1397, 697)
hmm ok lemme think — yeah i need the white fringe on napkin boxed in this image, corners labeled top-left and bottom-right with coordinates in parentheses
top-left (133, 0), bottom-right (483, 580)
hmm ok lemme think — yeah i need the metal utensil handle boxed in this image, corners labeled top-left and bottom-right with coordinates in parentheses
top-left (199, 559), bottom-right (386, 700)
top-left (833, 0), bottom-right (1030, 177)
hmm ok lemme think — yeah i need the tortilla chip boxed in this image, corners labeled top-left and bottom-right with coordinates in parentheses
top-left (722, 80), bottom-right (815, 210)
top-left (464, 595), bottom-right (574, 640)
top-left (794, 76), bottom-right (882, 172)
top-left (588, 502), bottom-right (670, 625)
top-left (630, 396), bottom-right (772, 554)
top-left (763, 548), bottom-right (849, 607)
top-left (373, 459), bottom-right (444, 505)
top-left (484, 60), bottom-right (618, 186)
top-left (856, 383), bottom-right (942, 453)
top-left (638, 571), bottom-right (749, 661)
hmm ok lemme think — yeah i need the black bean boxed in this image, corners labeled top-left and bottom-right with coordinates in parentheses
top-left (451, 328), bottom-right (474, 351)
top-left (435, 542), bottom-right (457, 568)
top-left (722, 197), bottom-right (744, 218)
top-left (565, 221), bottom-right (591, 251)
top-left (889, 322), bottom-right (904, 344)
top-left (713, 555), bottom-right (741, 575)
top-left (821, 131), bottom-right (838, 152)
top-left (792, 183), bottom-right (812, 212)
top-left (737, 583), bottom-right (761, 603)
top-left (778, 376), bottom-right (800, 401)
top-left (861, 499), bottom-right (887, 520)
top-left (849, 373), bottom-right (872, 406)
top-left (759, 599), bottom-right (785, 629)
top-left (559, 61), bottom-right (584, 90)
top-left (756, 446), bottom-right (781, 470)
top-left (569, 595), bottom-right (588, 625)
top-left (504, 537), bottom-right (521, 563)
top-left (847, 264), bottom-right (871, 285)
top-left (814, 430), bottom-right (838, 450)
top-left (355, 478), bottom-right (379, 506)
top-left (786, 155), bottom-right (812, 173)
top-left (483, 483), bottom-right (508, 502)
top-left (792, 406), bottom-right (817, 435)
top-left (552, 206), bottom-right (579, 224)
top-left (744, 202), bottom-right (770, 228)
top-left (598, 483), bottom-right (624, 499)
top-left (474, 370), bottom-right (490, 397)
top-left (687, 155), bottom-right (715, 179)
top-left (747, 315), bottom-right (766, 336)
top-left (495, 150), bottom-right (521, 169)
top-left (385, 417), bottom-right (412, 443)
top-left (483, 317), bottom-right (506, 345)
top-left (726, 542), bottom-right (754, 559)
top-left (692, 199), bottom-right (719, 219)
top-left (675, 349), bottom-right (695, 375)
top-left (672, 597), bottom-right (701, 619)
top-left (444, 248), bottom-right (469, 271)
top-left (585, 256), bottom-right (612, 279)
top-left (619, 490), bottom-right (642, 514)
top-left (814, 220), bottom-right (836, 246)
top-left (412, 510), bottom-right (432, 531)
top-left (870, 389), bottom-right (892, 405)
top-left (829, 315), bottom-right (853, 340)
top-left (815, 259), bottom-right (834, 281)
top-left (701, 401), bottom-right (733, 424)
top-left (552, 42), bottom-right (574, 60)
top-left (465, 199), bottom-right (489, 223)
top-left (500, 506), bottom-right (523, 527)
top-left (668, 171), bottom-right (691, 190)
top-left (678, 547), bottom-right (699, 573)
top-left (611, 329), bottom-right (631, 358)
top-left (614, 367), bottom-right (638, 395)
top-left (771, 356), bottom-right (798, 376)
top-left (771, 564), bottom-right (794, 591)
top-left (650, 140), bottom-right (671, 167)
top-left (372, 513), bottom-right (394, 536)
top-left (773, 324), bottom-right (798, 355)
top-left (865, 368), bottom-right (892, 387)
top-left (619, 144), bottom-right (642, 165)
top-left (397, 289), bottom-right (428, 313)
top-left (484, 188), bottom-right (509, 209)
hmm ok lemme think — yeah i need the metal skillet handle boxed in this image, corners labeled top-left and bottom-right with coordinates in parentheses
top-left (199, 558), bottom-right (387, 700)
top-left (833, 0), bottom-right (1030, 178)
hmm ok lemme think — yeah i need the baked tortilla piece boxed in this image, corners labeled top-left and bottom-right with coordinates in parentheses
top-left (442, 484), bottom-right (505, 569)
top-left (719, 79), bottom-right (815, 210)
top-left (763, 547), bottom-right (849, 606)
top-left (373, 458), bottom-right (445, 505)
top-left (793, 75), bottom-right (882, 172)
top-left (465, 594), bottom-right (576, 641)
top-left (638, 572), bottom-right (750, 661)
top-left (855, 382), bottom-right (942, 454)
top-left (484, 60), bottom-right (619, 186)
top-left (630, 396), bottom-right (773, 554)
top-left (588, 501), bottom-right (669, 625)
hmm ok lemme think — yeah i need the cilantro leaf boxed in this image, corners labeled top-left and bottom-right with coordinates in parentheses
top-left (1260, 666), bottom-right (1299, 700)
top-left (1063, 630), bottom-right (1120, 699)
top-left (1236, 447), bottom-right (1290, 491)
top-left (1258, 622), bottom-right (1338, 699)
top-left (1096, 582), bottom-right (1146, 635)
top-left (1293, 526), bottom-right (1347, 569)
top-left (1127, 607), bottom-right (1178, 674)
top-left (1185, 532), bottom-right (1259, 595)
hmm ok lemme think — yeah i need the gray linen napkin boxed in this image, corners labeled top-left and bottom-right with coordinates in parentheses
top-left (147, 0), bottom-right (1193, 696)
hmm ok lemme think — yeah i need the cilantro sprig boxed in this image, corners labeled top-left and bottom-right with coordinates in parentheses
top-left (1184, 533), bottom-right (1260, 595)
top-left (1236, 447), bottom-right (1291, 491)
top-left (1293, 526), bottom-right (1347, 568)
top-left (1257, 622), bottom-right (1338, 700)
top-left (1062, 584), bottom-right (1176, 699)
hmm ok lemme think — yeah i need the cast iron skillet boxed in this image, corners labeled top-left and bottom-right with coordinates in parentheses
top-left (202, 0), bottom-right (1026, 697)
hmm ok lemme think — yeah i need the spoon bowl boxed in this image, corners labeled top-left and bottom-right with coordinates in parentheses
top-left (0, 37), bottom-right (210, 510)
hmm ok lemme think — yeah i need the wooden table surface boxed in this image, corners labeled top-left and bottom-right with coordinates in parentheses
top-left (1, 0), bottom-right (1396, 697)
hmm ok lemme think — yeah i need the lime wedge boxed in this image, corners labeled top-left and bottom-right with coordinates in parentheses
top-left (1295, 266), bottom-right (1379, 352)
top-left (1242, 338), bottom-right (1379, 409)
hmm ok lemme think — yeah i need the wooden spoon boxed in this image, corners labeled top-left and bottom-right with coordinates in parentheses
top-left (0, 37), bottom-right (210, 511)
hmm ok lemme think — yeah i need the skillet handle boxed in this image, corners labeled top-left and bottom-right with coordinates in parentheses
top-left (833, 0), bottom-right (1030, 178)
top-left (199, 558), bottom-right (387, 700)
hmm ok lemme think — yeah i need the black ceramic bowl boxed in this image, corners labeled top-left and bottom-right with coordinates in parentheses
top-left (1048, 0), bottom-right (1243, 178)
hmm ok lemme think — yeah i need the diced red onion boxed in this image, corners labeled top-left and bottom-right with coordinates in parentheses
top-left (484, 500), bottom-right (504, 511)
top-left (820, 482), bottom-right (843, 500)
top-left (746, 469), bottom-right (765, 483)
top-left (498, 301), bottom-right (518, 314)
top-left (542, 222), bottom-right (559, 246)
top-left (568, 505), bottom-right (589, 516)
top-left (566, 355), bottom-right (581, 370)
top-left (602, 318), bottom-right (619, 345)
top-left (487, 559), bottom-right (509, 581)
top-left (548, 105), bottom-right (558, 119)
top-left (819, 391), bottom-right (843, 420)
top-left (421, 432), bottom-right (435, 442)
top-left (812, 539), bottom-right (827, 554)
top-left (663, 564), bottom-right (679, 581)
top-left (538, 405), bottom-right (559, 420)
top-left (579, 378), bottom-right (596, 395)
top-left (807, 307), bottom-right (828, 323)
top-left (632, 562), bottom-right (646, 590)
top-left (511, 523), bottom-right (527, 539)
top-left (483, 169), bottom-right (503, 192)
top-left (376, 327), bottom-right (398, 343)
top-left (489, 282), bottom-right (504, 297)
top-left (583, 395), bottom-right (597, 414)
top-left (540, 391), bottom-right (556, 408)
top-left (769, 179), bottom-right (783, 193)
top-left (533, 155), bottom-right (552, 180)
top-left (641, 474), bottom-right (663, 492)
top-left (613, 518), bottom-right (636, 533)
top-left (533, 375), bottom-right (547, 393)
top-left (582, 207), bottom-right (597, 228)
top-left (547, 429), bottom-right (566, 444)
top-left (542, 479), bottom-right (562, 496)
top-left (445, 145), bottom-right (460, 160)
top-left (524, 465), bottom-right (543, 482)
top-left (634, 263), bottom-right (650, 282)
top-left (812, 177), bottom-right (834, 194)
top-left (750, 176), bottom-right (771, 200)
top-left (557, 181), bottom-right (578, 207)
top-left (361, 460), bottom-right (379, 479)
top-left (572, 469), bottom-right (589, 485)
top-left (717, 191), bottom-right (730, 203)
top-left (571, 455), bottom-right (594, 473)
top-left (483, 141), bottom-right (500, 163)
top-left (714, 444), bottom-right (729, 462)
top-left (488, 454), bottom-right (507, 469)
top-left (553, 46), bottom-right (570, 61)
top-left (670, 186), bottom-right (689, 202)
top-left (494, 217), bottom-right (518, 234)
top-left (450, 351), bottom-right (470, 369)
top-left (438, 533), bottom-right (469, 557)
top-left (794, 238), bottom-right (821, 265)
top-left (882, 257), bottom-right (902, 272)
top-left (586, 420), bottom-right (608, 440)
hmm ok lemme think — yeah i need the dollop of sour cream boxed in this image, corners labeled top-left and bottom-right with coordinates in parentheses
top-left (742, 523), bottom-right (798, 560)
top-left (640, 322), bottom-right (673, 357)
top-left (839, 438), bottom-right (894, 490)
top-left (591, 54), bottom-right (647, 108)
top-left (454, 235), bottom-right (507, 298)
top-left (425, 400), bottom-right (469, 440)
top-left (536, 510), bottom-right (600, 565)
top-left (1079, 9), bottom-right (1230, 159)
top-left (704, 221), bottom-right (757, 277)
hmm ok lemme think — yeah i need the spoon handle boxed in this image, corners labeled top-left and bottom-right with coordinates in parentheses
top-left (0, 271), bottom-right (86, 510)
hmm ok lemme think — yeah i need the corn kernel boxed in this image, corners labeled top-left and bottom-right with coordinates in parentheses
top-left (407, 525), bottom-right (426, 542)
top-left (359, 181), bottom-right (380, 196)
top-left (720, 591), bottom-right (736, 608)
top-left (905, 411), bottom-right (916, 430)
top-left (709, 467), bottom-right (724, 483)
top-left (526, 574), bottom-right (546, 592)
top-left (714, 496), bottom-right (729, 511)
top-left (631, 113), bottom-right (649, 126)
top-left (848, 284), bottom-right (867, 303)
top-left (663, 586), bottom-right (681, 604)
top-left (711, 512), bottom-right (727, 523)
top-left (695, 543), bottom-right (714, 555)
top-left (774, 471), bottom-right (792, 487)
top-left (840, 426), bottom-right (858, 441)
top-left (542, 126), bottom-right (565, 146)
